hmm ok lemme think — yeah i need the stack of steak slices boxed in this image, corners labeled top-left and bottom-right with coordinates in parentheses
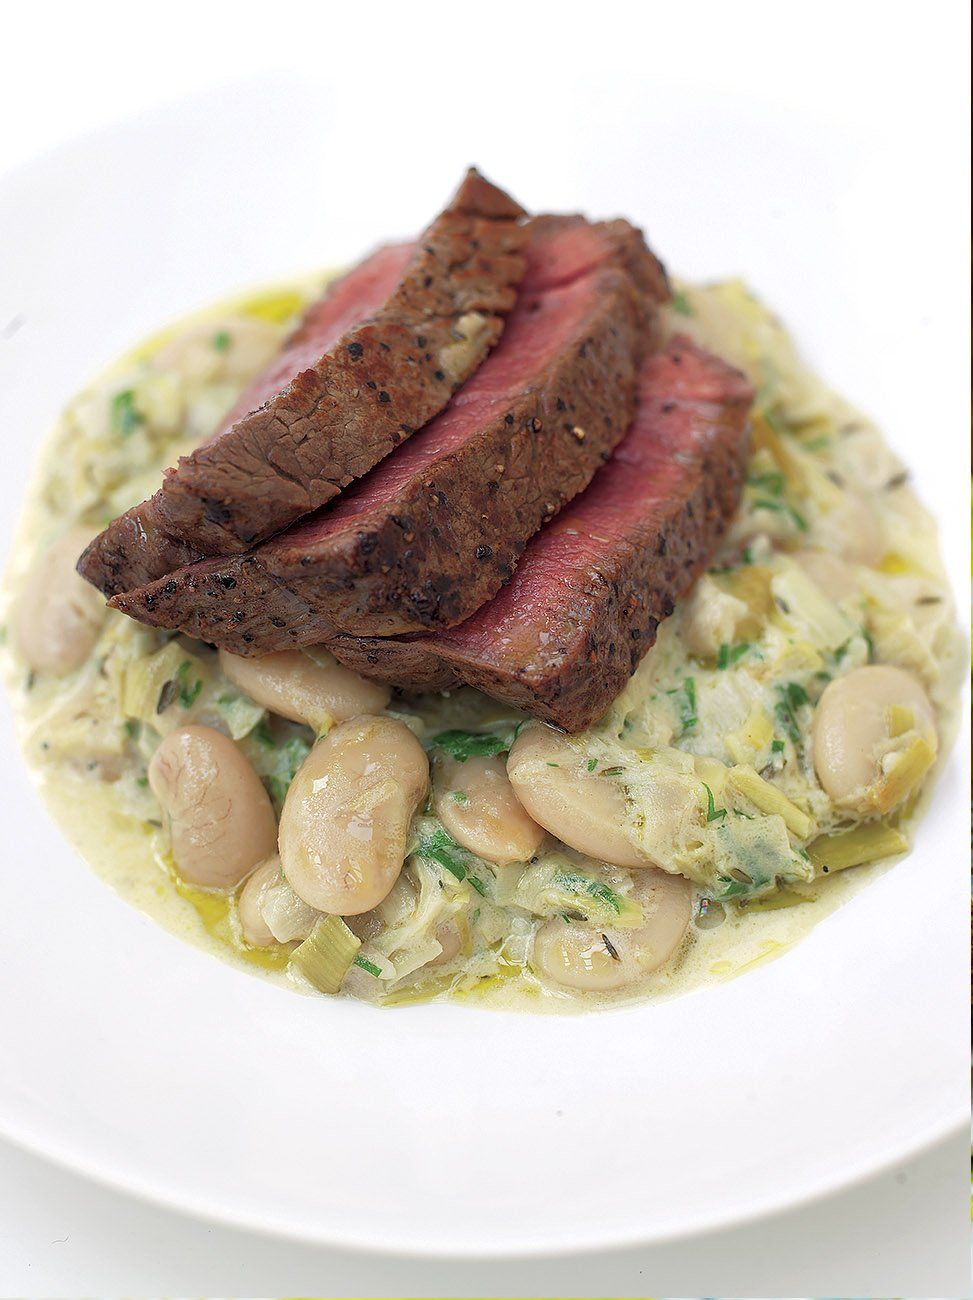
top-left (82, 169), bottom-right (754, 730)
top-left (331, 339), bottom-right (754, 730)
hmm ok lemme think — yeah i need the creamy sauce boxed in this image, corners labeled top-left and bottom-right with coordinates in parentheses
top-left (1, 273), bottom-right (963, 1013)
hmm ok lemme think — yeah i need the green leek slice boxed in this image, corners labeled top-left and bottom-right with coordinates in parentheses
top-left (290, 916), bottom-right (361, 994)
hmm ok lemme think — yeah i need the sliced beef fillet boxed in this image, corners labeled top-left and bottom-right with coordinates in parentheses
top-left (79, 243), bottom-right (416, 593)
top-left (79, 168), bottom-right (527, 596)
top-left (329, 338), bottom-right (754, 732)
top-left (110, 216), bottom-right (670, 648)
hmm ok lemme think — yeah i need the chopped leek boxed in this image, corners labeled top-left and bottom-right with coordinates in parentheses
top-left (728, 764), bottom-right (813, 838)
top-left (807, 823), bottom-right (908, 873)
top-left (770, 564), bottom-right (856, 652)
top-left (121, 642), bottom-right (208, 725)
top-left (714, 565), bottom-right (775, 638)
top-left (887, 705), bottom-right (915, 738)
top-left (290, 916), bottom-right (361, 994)
top-left (725, 705), bottom-right (774, 764)
top-left (868, 736), bottom-right (936, 814)
top-left (214, 690), bottom-right (266, 740)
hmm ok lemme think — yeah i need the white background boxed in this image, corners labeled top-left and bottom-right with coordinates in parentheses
top-left (0, 1), bottom-right (970, 1295)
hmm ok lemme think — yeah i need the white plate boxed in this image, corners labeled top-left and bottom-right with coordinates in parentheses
top-left (0, 79), bottom-right (968, 1257)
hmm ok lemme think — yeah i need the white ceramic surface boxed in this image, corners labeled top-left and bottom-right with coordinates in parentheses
top-left (0, 79), bottom-right (968, 1257)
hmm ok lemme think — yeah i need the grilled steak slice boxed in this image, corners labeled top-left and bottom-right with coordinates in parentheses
top-left (110, 216), bottom-right (670, 648)
top-left (79, 168), bottom-right (527, 596)
top-left (329, 338), bottom-right (753, 731)
top-left (78, 242), bottom-right (416, 594)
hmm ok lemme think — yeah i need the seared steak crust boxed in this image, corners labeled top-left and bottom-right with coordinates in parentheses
top-left (110, 218), bottom-right (670, 648)
top-left (329, 339), bottom-right (753, 731)
top-left (79, 168), bottom-right (526, 595)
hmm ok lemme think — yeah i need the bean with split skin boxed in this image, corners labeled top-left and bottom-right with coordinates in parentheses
top-left (219, 648), bottom-right (390, 731)
top-left (237, 859), bottom-right (281, 947)
top-left (278, 715), bottom-right (429, 915)
top-left (506, 725), bottom-right (647, 869)
top-left (433, 752), bottom-right (544, 866)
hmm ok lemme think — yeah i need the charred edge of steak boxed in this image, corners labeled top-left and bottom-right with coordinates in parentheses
top-left (76, 515), bottom-right (203, 596)
top-left (81, 168), bottom-right (528, 595)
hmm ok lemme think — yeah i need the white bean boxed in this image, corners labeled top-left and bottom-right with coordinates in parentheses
top-left (433, 753), bottom-right (544, 866)
top-left (14, 527), bottom-right (106, 675)
top-left (237, 859), bottom-right (281, 947)
top-left (507, 725), bottom-right (646, 869)
top-left (812, 665), bottom-right (936, 809)
top-left (533, 869), bottom-right (691, 993)
top-left (278, 715), bottom-right (429, 915)
top-left (148, 724), bottom-right (277, 888)
top-left (219, 648), bottom-right (389, 730)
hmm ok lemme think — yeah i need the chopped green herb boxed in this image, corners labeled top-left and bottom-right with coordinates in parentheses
top-left (111, 389), bottom-right (144, 438)
top-left (752, 497), bottom-right (808, 532)
top-left (212, 330), bottom-right (232, 352)
top-left (136, 776), bottom-right (149, 788)
top-left (862, 626), bottom-right (875, 661)
top-left (747, 470), bottom-right (786, 496)
top-left (601, 766), bottom-right (625, 777)
top-left (418, 827), bottom-right (468, 880)
top-left (702, 782), bottom-right (728, 822)
top-left (552, 870), bottom-right (625, 916)
top-left (671, 290), bottom-right (694, 316)
top-left (429, 729), bottom-right (507, 761)
top-left (448, 789), bottom-right (469, 805)
top-left (717, 875), bottom-right (750, 900)
top-left (675, 676), bottom-right (698, 736)
top-left (586, 758), bottom-right (598, 772)
top-left (265, 735), bottom-right (313, 804)
top-left (352, 953), bottom-right (383, 978)
top-left (741, 544), bottom-right (755, 565)
top-left (771, 738), bottom-right (785, 754)
top-left (775, 681), bottom-right (810, 746)
top-left (546, 762), bottom-right (560, 768)
top-left (253, 718), bottom-right (276, 748)
top-left (175, 660), bottom-right (202, 708)
top-left (716, 641), bottom-right (752, 670)
top-left (124, 719), bottom-right (141, 740)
